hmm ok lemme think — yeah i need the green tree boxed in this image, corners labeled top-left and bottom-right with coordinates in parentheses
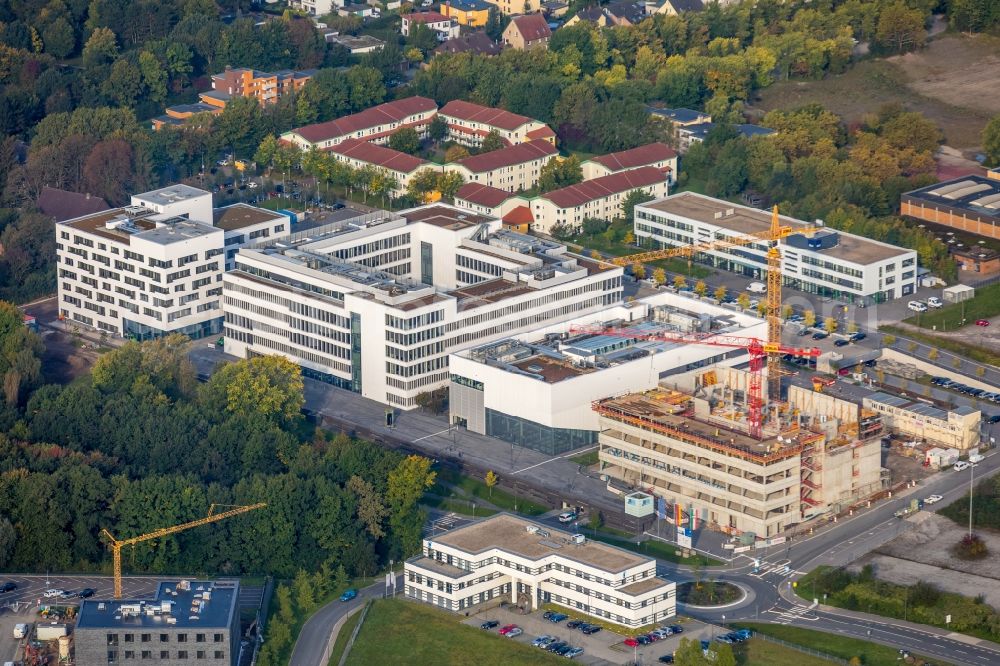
top-left (875, 2), bottom-right (926, 54)
top-left (485, 470), bottom-right (498, 498)
top-left (983, 115), bottom-right (1000, 167)
top-left (480, 130), bottom-right (505, 153)
top-left (428, 114), bottom-right (448, 143)
top-left (485, 6), bottom-right (508, 41)
top-left (346, 475), bottom-right (388, 539)
top-left (538, 156), bottom-right (583, 193)
top-left (42, 17), bottom-right (75, 58)
top-left (0, 517), bottom-right (15, 569)
top-left (386, 455), bottom-right (436, 557)
top-left (139, 51), bottom-right (168, 104)
top-left (436, 171), bottom-right (465, 199)
top-left (104, 59), bottom-right (143, 107)
top-left (674, 637), bottom-right (710, 665)
top-left (207, 356), bottom-right (305, 422)
top-left (407, 167), bottom-right (441, 200)
top-left (622, 189), bottom-right (654, 224)
top-left (293, 569), bottom-right (317, 614)
top-left (388, 127), bottom-right (421, 155)
top-left (255, 135), bottom-right (280, 171)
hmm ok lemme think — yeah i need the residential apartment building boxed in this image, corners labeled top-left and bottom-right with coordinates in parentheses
top-left (402, 11), bottom-right (461, 40)
top-left (486, 0), bottom-right (542, 14)
top-left (444, 140), bottom-right (557, 192)
top-left (438, 99), bottom-right (556, 147)
top-left (530, 166), bottom-right (669, 233)
top-left (449, 291), bottom-right (766, 454)
top-left (223, 205), bottom-right (623, 409)
top-left (502, 13), bottom-right (551, 49)
top-left (863, 392), bottom-right (980, 450)
top-left (454, 183), bottom-right (526, 218)
top-left (405, 513), bottom-right (676, 627)
top-left (75, 580), bottom-right (240, 666)
top-left (596, 379), bottom-right (884, 536)
top-left (901, 176), bottom-right (1000, 241)
top-left (634, 192), bottom-right (918, 305)
top-left (580, 142), bottom-right (678, 183)
top-left (440, 0), bottom-right (492, 26)
top-left (206, 66), bottom-right (314, 107)
top-left (56, 186), bottom-right (290, 340)
top-left (281, 97), bottom-right (438, 150)
top-left (328, 138), bottom-right (439, 197)
top-left (290, 0), bottom-right (337, 15)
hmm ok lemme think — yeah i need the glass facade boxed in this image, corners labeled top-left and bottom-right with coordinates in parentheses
top-left (485, 409), bottom-right (596, 455)
top-left (123, 316), bottom-right (222, 341)
top-left (350, 312), bottom-right (362, 393)
top-left (420, 241), bottom-right (433, 285)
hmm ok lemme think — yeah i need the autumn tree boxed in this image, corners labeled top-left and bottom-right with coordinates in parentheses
top-left (347, 475), bottom-right (388, 539)
top-left (632, 262), bottom-right (646, 279)
top-left (672, 274), bottom-right (686, 289)
top-left (737, 293), bottom-right (751, 310)
top-left (407, 167), bottom-right (440, 201)
top-left (82, 140), bottom-right (137, 205)
top-left (694, 280), bottom-right (707, 296)
top-left (825, 317), bottom-right (838, 333)
top-left (444, 145), bottom-right (470, 162)
top-left (485, 470), bottom-right (498, 498)
top-left (388, 127), bottom-right (421, 155)
top-left (205, 356), bottom-right (305, 422)
top-left (983, 115), bottom-right (1000, 167)
top-left (714, 286), bottom-right (728, 302)
top-left (875, 2), bottom-right (926, 54)
top-left (804, 310), bottom-right (817, 327)
top-left (436, 171), bottom-right (465, 199)
top-left (480, 130), bottom-right (505, 153)
top-left (386, 455), bottom-right (436, 557)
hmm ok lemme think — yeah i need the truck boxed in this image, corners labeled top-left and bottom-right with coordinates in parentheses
top-left (35, 623), bottom-right (67, 640)
top-left (12, 623), bottom-right (28, 639)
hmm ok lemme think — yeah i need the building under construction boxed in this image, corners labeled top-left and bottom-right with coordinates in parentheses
top-left (595, 368), bottom-right (885, 538)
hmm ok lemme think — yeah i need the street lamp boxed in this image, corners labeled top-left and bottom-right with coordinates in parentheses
top-left (969, 462), bottom-right (975, 538)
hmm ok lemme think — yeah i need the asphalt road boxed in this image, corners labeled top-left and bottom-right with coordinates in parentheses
top-left (288, 574), bottom-right (401, 666)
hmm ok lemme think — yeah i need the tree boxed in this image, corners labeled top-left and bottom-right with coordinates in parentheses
top-left (737, 293), bottom-right (751, 310)
top-left (875, 2), bottom-right (926, 54)
top-left (386, 455), bottom-right (436, 557)
top-left (581, 218), bottom-right (608, 236)
top-left (825, 317), bottom-right (838, 333)
top-left (346, 475), bottom-right (388, 539)
top-left (782, 304), bottom-right (794, 319)
top-left (428, 114), bottom-right (448, 143)
top-left (589, 250), bottom-right (602, 260)
top-left (83, 140), bottom-right (137, 206)
top-left (588, 511), bottom-right (603, 534)
top-left (444, 145), bottom-right (470, 162)
top-left (480, 130), bottom-right (505, 153)
top-left (388, 127), bottom-right (421, 155)
top-left (983, 115), bottom-right (1000, 167)
top-left (139, 50), bottom-right (168, 104)
top-left (804, 310), bottom-right (817, 327)
top-left (538, 156), bottom-right (583, 193)
top-left (293, 569), bottom-right (317, 614)
top-left (255, 135), bottom-right (280, 171)
top-left (622, 189), bottom-right (654, 225)
top-left (847, 321), bottom-right (859, 334)
top-left (694, 280), bottom-right (707, 297)
top-left (674, 637), bottom-right (710, 665)
top-left (407, 167), bottom-right (441, 201)
top-left (714, 286), bottom-right (728, 302)
top-left (485, 470), bottom-right (498, 498)
top-left (42, 17), bottom-right (75, 58)
top-left (623, 230), bottom-right (635, 245)
top-left (207, 356), bottom-right (305, 422)
top-left (672, 273), bottom-right (685, 289)
top-left (485, 6), bottom-right (507, 41)
top-left (104, 59), bottom-right (143, 107)
top-left (632, 262), bottom-right (646, 279)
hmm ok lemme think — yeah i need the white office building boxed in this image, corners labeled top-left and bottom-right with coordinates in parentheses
top-left (405, 513), bottom-right (676, 628)
top-left (223, 205), bottom-right (623, 408)
top-left (449, 291), bottom-right (767, 454)
top-left (634, 192), bottom-right (919, 305)
top-left (56, 185), bottom-right (290, 340)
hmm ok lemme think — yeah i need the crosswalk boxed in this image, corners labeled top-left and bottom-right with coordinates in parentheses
top-left (735, 555), bottom-right (806, 579)
top-left (768, 604), bottom-right (819, 625)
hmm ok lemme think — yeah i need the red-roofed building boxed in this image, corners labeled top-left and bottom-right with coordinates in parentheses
top-left (329, 138), bottom-right (441, 196)
top-left (401, 11), bottom-right (460, 40)
top-left (530, 166), bottom-right (669, 233)
top-left (439, 99), bottom-right (556, 148)
top-left (581, 142), bottom-right (678, 184)
top-left (454, 182), bottom-right (526, 217)
top-left (281, 97), bottom-right (438, 150)
top-left (502, 14), bottom-right (551, 49)
top-left (502, 205), bottom-right (534, 232)
top-left (445, 140), bottom-right (557, 191)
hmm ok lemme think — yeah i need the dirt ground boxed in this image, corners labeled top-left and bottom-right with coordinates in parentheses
top-left (886, 446), bottom-right (938, 483)
top-left (853, 512), bottom-right (1000, 606)
top-left (752, 34), bottom-right (1000, 152)
top-left (39, 328), bottom-right (101, 384)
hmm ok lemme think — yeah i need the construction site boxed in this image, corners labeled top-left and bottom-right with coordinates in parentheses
top-left (594, 367), bottom-right (887, 538)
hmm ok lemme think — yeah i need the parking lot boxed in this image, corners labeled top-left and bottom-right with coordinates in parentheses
top-left (463, 605), bottom-right (717, 665)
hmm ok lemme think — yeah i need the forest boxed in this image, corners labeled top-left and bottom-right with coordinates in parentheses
top-left (0, 316), bottom-right (435, 581)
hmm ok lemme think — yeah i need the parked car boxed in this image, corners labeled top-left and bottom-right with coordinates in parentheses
top-left (339, 589), bottom-right (357, 602)
top-left (668, 625), bottom-right (683, 634)
top-left (43, 589), bottom-right (65, 598)
top-left (558, 511), bottom-right (577, 523)
top-left (533, 635), bottom-right (554, 647)
top-left (498, 624), bottom-right (519, 635)
top-left (543, 611), bottom-right (554, 620)
top-left (924, 495), bottom-right (943, 505)
top-left (481, 620), bottom-right (499, 630)
top-left (989, 415), bottom-right (1000, 423)
top-left (747, 282), bottom-right (767, 294)
top-left (77, 588), bottom-right (96, 598)
top-left (927, 297), bottom-right (943, 308)
top-left (812, 331), bottom-right (829, 340)
top-left (546, 641), bottom-right (568, 653)
top-left (506, 627), bottom-right (523, 638)
top-left (636, 635), bottom-right (652, 646)
top-left (907, 301), bottom-right (928, 312)
top-left (537, 636), bottom-right (558, 649)
top-left (567, 619), bottom-right (584, 629)
top-left (565, 647), bottom-right (585, 659)
top-left (977, 319), bottom-right (991, 326)
top-left (0, 582), bottom-right (16, 593)
top-left (715, 635), bottom-right (734, 644)
top-left (548, 613), bottom-right (568, 623)
top-left (834, 339), bottom-right (850, 347)
top-left (624, 637), bottom-right (639, 647)
top-left (582, 624), bottom-right (601, 635)
top-left (851, 332), bottom-right (867, 341)
top-left (658, 656), bottom-right (675, 664)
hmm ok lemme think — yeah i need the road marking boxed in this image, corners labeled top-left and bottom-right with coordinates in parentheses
top-left (412, 427), bottom-right (455, 443)
top-left (511, 447), bottom-right (596, 474)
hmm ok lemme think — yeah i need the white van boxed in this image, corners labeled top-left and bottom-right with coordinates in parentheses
top-left (747, 282), bottom-right (767, 294)
top-left (969, 454), bottom-right (985, 464)
top-left (12, 623), bottom-right (28, 638)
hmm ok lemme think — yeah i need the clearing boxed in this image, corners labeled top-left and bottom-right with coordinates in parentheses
top-left (752, 34), bottom-right (1000, 152)
top-left (343, 599), bottom-right (565, 666)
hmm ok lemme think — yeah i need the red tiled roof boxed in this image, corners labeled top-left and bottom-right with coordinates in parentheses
top-left (404, 11), bottom-right (451, 23)
top-left (455, 182), bottom-right (513, 208)
top-left (509, 14), bottom-right (551, 42)
top-left (291, 96), bottom-right (436, 144)
top-left (525, 126), bottom-right (556, 141)
top-left (453, 140), bottom-right (557, 173)
top-left (330, 138), bottom-right (430, 174)
top-left (37, 187), bottom-right (110, 222)
top-left (590, 142), bottom-right (676, 172)
top-left (503, 206), bottom-right (534, 225)
top-left (542, 166), bottom-right (664, 208)
top-left (439, 99), bottom-right (539, 132)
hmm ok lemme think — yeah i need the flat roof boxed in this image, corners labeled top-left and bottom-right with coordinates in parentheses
top-left (213, 203), bottom-right (286, 231)
top-left (903, 175), bottom-right (1000, 220)
top-left (449, 278), bottom-right (535, 310)
top-left (61, 208), bottom-right (218, 246)
top-left (511, 354), bottom-right (592, 382)
top-left (135, 184), bottom-right (210, 207)
top-left (431, 513), bottom-right (648, 573)
top-left (642, 192), bottom-right (910, 264)
top-left (77, 581), bottom-right (238, 630)
top-left (401, 205), bottom-right (490, 230)
top-left (865, 391), bottom-right (975, 420)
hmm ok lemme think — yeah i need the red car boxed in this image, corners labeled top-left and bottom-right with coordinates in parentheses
top-left (624, 637), bottom-right (639, 647)
top-left (977, 319), bottom-right (991, 327)
top-left (498, 624), bottom-right (518, 635)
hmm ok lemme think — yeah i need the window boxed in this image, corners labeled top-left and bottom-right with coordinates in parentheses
top-left (141, 634), bottom-right (151, 643)
top-left (213, 634), bottom-right (224, 642)
top-left (124, 634), bottom-right (134, 642)
top-left (141, 651), bottom-right (152, 659)
top-left (124, 651), bottom-right (135, 659)
top-left (178, 651), bottom-right (188, 659)
top-left (214, 651), bottom-right (225, 659)
top-left (160, 634), bottom-right (169, 642)
top-left (107, 650), bottom-right (118, 663)
top-left (160, 651), bottom-right (169, 659)
top-left (196, 634), bottom-right (206, 643)
top-left (107, 634), bottom-right (119, 645)
top-left (197, 651), bottom-right (206, 659)
top-left (177, 633), bottom-right (187, 643)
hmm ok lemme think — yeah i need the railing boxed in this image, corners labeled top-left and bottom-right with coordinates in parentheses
top-left (337, 599), bottom-right (373, 666)
top-left (751, 633), bottom-right (849, 665)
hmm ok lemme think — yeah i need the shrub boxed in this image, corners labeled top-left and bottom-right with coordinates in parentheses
top-left (910, 581), bottom-right (941, 607)
top-left (953, 533), bottom-right (989, 560)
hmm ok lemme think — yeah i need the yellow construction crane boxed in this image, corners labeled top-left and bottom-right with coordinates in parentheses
top-left (613, 206), bottom-right (811, 402)
top-left (101, 503), bottom-right (266, 599)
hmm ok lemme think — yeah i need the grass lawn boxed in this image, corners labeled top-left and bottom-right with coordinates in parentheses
top-left (566, 231), bottom-right (711, 279)
top-left (589, 532), bottom-right (722, 566)
top-left (435, 468), bottom-right (548, 516)
top-left (881, 325), bottom-right (1000, 367)
top-left (739, 623), bottom-right (951, 666)
top-left (742, 637), bottom-right (838, 666)
top-left (903, 284), bottom-right (1000, 331)
top-left (344, 599), bottom-right (566, 665)
top-left (569, 449), bottom-right (599, 466)
top-left (327, 607), bottom-right (363, 666)
top-left (422, 492), bottom-right (499, 518)
top-left (258, 196), bottom-right (300, 212)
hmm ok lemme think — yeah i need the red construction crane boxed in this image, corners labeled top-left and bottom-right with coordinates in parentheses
top-left (568, 325), bottom-right (820, 439)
